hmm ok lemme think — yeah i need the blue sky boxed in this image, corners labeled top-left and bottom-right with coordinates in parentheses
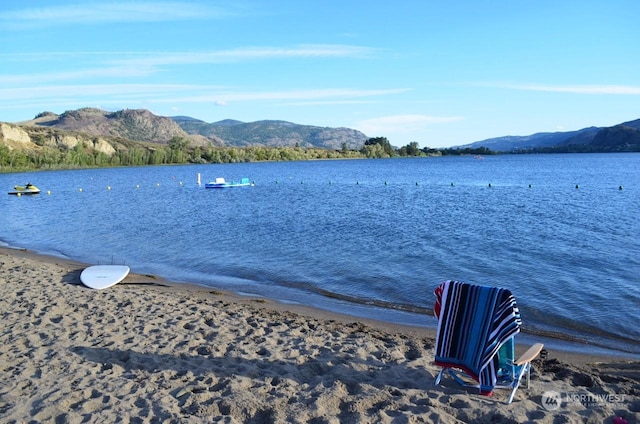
top-left (1, 1), bottom-right (639, 148)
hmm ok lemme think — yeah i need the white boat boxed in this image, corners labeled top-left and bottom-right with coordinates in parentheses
top-left (205, 177), bottom-right (253, 188)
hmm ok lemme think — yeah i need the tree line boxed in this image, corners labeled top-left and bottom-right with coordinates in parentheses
top-left (0, 136), bottom-right (495, 172)
top-left (360, 137), bottom-right (494, 158)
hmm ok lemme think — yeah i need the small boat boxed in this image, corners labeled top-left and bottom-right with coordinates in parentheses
top-left (205, 177), bottom-right (253, 189)
top-left (8, 183), bottom-right (41, 195)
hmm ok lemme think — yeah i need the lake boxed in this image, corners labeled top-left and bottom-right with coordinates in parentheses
top-left (2, 153), bottom-right (639, 356)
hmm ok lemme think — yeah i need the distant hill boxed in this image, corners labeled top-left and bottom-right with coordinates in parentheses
top-left (171, 117), bottom-right (368, 150)
top-left (462, 118), bottom-right (640, 152)
top-left (17, 108), bottom-right (368, 150)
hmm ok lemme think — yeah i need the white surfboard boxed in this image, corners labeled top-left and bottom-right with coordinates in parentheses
top-left (80, 265), bottom-right (130, 290)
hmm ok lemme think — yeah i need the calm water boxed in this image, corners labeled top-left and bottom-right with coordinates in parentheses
top-left (2, 154), bottom-right (639, 356)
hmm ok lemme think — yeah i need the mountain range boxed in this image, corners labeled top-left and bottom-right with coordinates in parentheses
top-left (4, 107), bottom-right (640, 153)
top-left (17, 108), bottom-right (368, 150)
top-left (461, 118), bottom-right (640, 152)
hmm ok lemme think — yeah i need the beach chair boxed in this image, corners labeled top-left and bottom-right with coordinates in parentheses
top-left (433, 280), bottom-right (543, 404)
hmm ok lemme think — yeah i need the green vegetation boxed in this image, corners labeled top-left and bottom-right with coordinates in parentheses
top-left (0, 136), bottom-right (364, 172)
top-left (0, 134), bottom-right (498, 173)
top-left (360, 137), bottom-right (396, 158)
top-left (439, 146), bottom-right (495, 156)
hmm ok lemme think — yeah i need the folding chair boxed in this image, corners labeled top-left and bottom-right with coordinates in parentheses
top-left (433, 280), bottom-right (543, 403)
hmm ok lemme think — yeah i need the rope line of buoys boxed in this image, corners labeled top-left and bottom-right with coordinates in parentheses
top-left (34, 182), bottom-right (634, 192)
top-left (12, 175), bottom-right (632, 196)
top-left (261, 181), bottom-right (629, 190)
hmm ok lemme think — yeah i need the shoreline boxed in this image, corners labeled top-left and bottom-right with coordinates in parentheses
top-left (2, 245), bottom-right (639, 364)
top-left (2, 245), bottom-right (638, 364)
top-left (2, 246), bottom-right (639, 422)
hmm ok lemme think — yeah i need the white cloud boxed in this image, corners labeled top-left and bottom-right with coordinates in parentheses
top-left (493, 83), bottom-right (640, 95)
top-left (0, 84), bottom-right (211, 101)
top-left (0, 65), bottom-right (156, 84)
top-left (0, 2), bottom-right (229, 29)
top-left (281, 100), bottom-right (374, 106)
top-left (0, 45), bottom-right (376, 84)
top-left (108, 45), bottom-right (376, 67)
top-left (356, 114), bottom-right (463, 136)
top-left (188, 88), bottom-right (408, 103)
top-left (0, 85), bottom-right (409, 112)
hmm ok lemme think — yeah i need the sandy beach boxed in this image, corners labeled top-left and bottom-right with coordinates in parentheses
top-left (0, 246), bottom-right (638, 423)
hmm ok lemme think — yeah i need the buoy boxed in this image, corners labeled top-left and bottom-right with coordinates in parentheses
top-left (619, 185), bottom-right (623, 190)
top-left (384, 181), bottom-right (387, 185)
top-left (47, 191), bottom-right (51, 195)
top-left (575, 184), bottom-right (579, 189)
top-left (528, 184), bottom-right (532, 188)
top-left (16, 192), bottom-right (21, 197)
top-left (451, 182), bottom-right (454, 187)
top-left (356, 181), bottom-right (359, 185)
top-left (79, 188), bottom-right (83, 192)
top-left (136, 184), bottom-right (140, 189)
top-left (488, 183), bottom-right (492, 188)
top-left (107, 186), bottom-right (111, 190)
top-left (416, 182), bottom-right (419, 186)
top-left (156, 183), bottom-right (160, 187)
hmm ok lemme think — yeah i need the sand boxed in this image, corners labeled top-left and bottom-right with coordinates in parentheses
top-left (0, 246), bottom-right (638, 423)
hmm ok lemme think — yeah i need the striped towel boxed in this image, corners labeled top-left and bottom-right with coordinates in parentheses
top-left (434, 280), bottom-right (522, 394)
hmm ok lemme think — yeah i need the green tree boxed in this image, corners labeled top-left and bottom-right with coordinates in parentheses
top-left (398, 141), bottom-right (422, 156)
top-left (362, 137), bottom-right (395, 157)
top-left (360, 143), bottom-right (386, 158)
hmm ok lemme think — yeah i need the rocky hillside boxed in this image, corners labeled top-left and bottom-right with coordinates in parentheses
top-left (0, 122), bottom-right (135, 156)
top-left (173, 117), bottom-right (369, 150)
top-left (17, 108), bottom-right (368, 150)
top-left (24, 108), bottom-right (214, 147)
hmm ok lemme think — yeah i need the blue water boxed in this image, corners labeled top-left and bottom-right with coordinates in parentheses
top-left (2, 154), bottom-right (639, 355)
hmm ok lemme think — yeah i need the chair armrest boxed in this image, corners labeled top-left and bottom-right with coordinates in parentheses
top-left (514, 343), bottom-right (544, 365)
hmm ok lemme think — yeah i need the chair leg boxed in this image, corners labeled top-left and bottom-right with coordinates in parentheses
top-left (435, 369), bottom-right (445, 386)
top-left (507, 364), bottom-right (529, 404)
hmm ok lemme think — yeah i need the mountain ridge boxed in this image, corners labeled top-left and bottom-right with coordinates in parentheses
top-left (462, 119), bottom-right (640, 152)
top-left (9, 107), bottom-right (640, 153)
top-left (172, 117), bottom-right (367, 150)
top-left (17, 108), bottom-right (368, 150)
